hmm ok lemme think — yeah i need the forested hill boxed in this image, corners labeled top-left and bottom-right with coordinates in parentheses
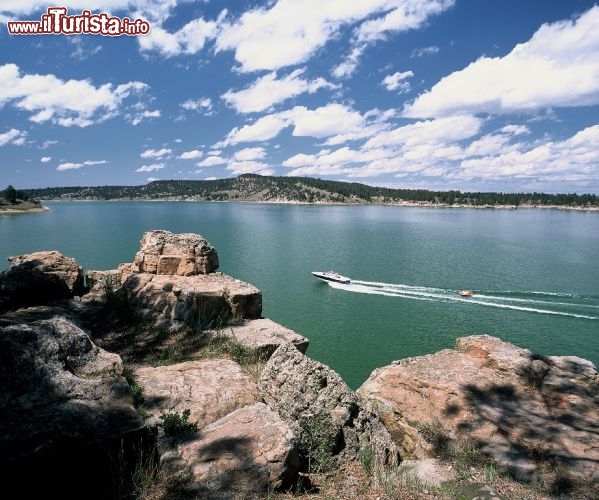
top-left (23, 173), bottom-right (599, 208)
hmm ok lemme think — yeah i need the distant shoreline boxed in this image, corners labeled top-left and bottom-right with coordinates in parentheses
top-left (34, 198), bottom-right (599, 211)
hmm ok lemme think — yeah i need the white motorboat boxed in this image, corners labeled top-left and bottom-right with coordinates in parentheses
top-left (311, 271), bottom-right (351, 284)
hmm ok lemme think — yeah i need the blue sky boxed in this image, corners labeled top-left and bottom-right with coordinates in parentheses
top-left (1, 1), bottom-right (598, 194)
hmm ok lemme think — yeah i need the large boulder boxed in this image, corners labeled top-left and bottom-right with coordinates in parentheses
top-left (173, 403), bottom-right (300, 495)
top-left (134, 230), bottom-right (219, 275)
top-left (134, 359), bottom-right (260, 431)
top-left (0, 316), bottom-right (152, 498)
top-left (0, 251), bottom-right (85, 312)
top-left (358, 334), bottom-right (599, 488)
top-left (122, 272), bottom-right (262, 332)
top-left (258, 342), bottom-right (400, 471)
top-left (218, 318), bottom-right (309, 356)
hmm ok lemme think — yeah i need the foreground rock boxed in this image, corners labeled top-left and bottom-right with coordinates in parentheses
top-left (0, 316), bottom-right (153, 498)
top-left (172, 403), bottom-right (300, 495)
top-left (134, 359), bottom-right (260, 430)
top-left (0, 250), bottom-right (85, 313)
top-left (358, 334), bottom-right (599, 489)
top-left (259, 342), bottom-right (400, 470)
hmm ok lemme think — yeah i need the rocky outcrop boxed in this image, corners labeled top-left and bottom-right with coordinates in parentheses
top-left (85, 230), bottom-right (261, 331)
top-left (0, 316), bottom-right (153, 498)
top-left (218, 318), bottom-right (309, 355)
top-left (358, 334), bottom-right (599, 488)
top-left (0, 250), bottom-right (85, 313)
top-left (172, 403), bottom-right (300, 495)
top-left (121, 272), bottom-right (262, 331)
top-left (259, 342), bottom-right (400, 470)
top-left (134, 359), bottom-right (260, 430)
top-left (134, 230), bottom-right (219, 275)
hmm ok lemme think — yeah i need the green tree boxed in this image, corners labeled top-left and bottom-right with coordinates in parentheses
top-left (4, 185), bottom-right (17, 203)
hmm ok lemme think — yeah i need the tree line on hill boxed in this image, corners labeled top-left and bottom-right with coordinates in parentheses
top-left (15, 175), bottom-right (599, 207)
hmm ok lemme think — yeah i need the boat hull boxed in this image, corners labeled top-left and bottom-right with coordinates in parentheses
top-left (312, 271), bottom-right (351, 284)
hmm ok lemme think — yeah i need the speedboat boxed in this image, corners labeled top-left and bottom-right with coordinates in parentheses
top-left (459, 290), bottom-right (474, 297)
top-left (312, 271), bottom-right (351, 284)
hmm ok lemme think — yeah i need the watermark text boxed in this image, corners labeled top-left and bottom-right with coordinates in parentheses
top-left (7, 7), bottom-right (150, 36)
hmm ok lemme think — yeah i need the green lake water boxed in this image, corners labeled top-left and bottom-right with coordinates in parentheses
top-left (1, 201), bottom-right (598, 389)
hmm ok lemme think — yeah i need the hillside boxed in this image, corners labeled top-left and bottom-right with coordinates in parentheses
top-left (23, 173), bottom-right (599, 208)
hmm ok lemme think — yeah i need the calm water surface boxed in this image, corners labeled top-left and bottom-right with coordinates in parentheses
top-left (1, 201), bottom-right (598, 388)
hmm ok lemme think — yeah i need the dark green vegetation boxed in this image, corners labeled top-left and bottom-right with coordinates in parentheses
top-left (22, 174), bottom-right (599, 207)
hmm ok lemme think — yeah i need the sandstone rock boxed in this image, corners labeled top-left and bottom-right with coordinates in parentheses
top-left (134, 230), bottom-right (219, 275)
top-left (134, 359), bottom-right (260, 431)
top-left (218, 318), bottom-right (309, 356)
top-left (0, 251), bottom-right (85, 312)
top-left (259, 342), bottom-right (400, 470)
top-left (0, 316), bottom-right (152, 498)
top-left (122, 272), bottom-right (262, 331)
top-left (358, 334), bottom-right (599, 488)
top-left (175, 403), bottom-right (300, 494)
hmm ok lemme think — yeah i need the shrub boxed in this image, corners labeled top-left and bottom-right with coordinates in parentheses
top-left (159, 409), bottom-right (198, 437)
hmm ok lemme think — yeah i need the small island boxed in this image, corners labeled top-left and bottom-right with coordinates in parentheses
top-left (0, 184), bottom-right (48, 215)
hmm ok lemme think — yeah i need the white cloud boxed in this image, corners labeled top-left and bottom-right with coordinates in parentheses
top-left (404, 6), bottom-right (599, 118)
top-left (410, 46), bottom-right (439, 58)
top-left (56, 159), bottom-right (107, 171)
top-left (196, 155), bottom-right (226, 167)
top-left (216, 0), bottom-right (454, 73)
top-left (454, 125), bottom-right (599, 186)
top-left (140, 147), bottom-right (171, 159)
top-left (382, 70), bottom-right (414, 92)
top-left (365, 114), bottom-right (482, 149)
top-left (233, 147), bottom-right (266, 161)
top-left (333, 1), bottom-right (452, 77)
top-left (147, 177), bottom-right (160, 182)
top-left (179, 149), bottom-right (203, 160)
top-left (136, 163), bottom-right (165, 172)
top-left (500, 124), bottom-right (530, 136)
top-left (0, 63), bottom-right (148, 127)
top-left (221, 103), bottom-right (394, 147)
top-left (40, 156), bottom-right (51, 163)
top-left (222, 68), bottom-right (337, 113)
top-left (129, 109), bottom-right (160, 126)
top-left (138, 17), bottom-right (218, 56)
top-left (0, 128), bottom-right (27, 146)
top-left (180, 98), bottom-right (213, 114)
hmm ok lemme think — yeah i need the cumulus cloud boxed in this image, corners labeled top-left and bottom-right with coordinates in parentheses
top-left (179, 149), bottom-right (203, 160)
top-left (40, 156), bottom-right (51, 163)
top-left (0, 128), bottom-right (27, 146)
top-left (56, 159), bottom-right (107, 171)
top-left (382, 70), bottom-right (414, 93)
top-left (334, 1), bottom-right (453, 77)
top-left (404, 5), bottom-right (599, 118)
top-left (0, 63), bottom-right (148, 127)
top-left (136, 163), bottom-right (165, 172)
top-left (138, 17), bottom-right (218, 56)
top-left (180, 98), bottom-right (213, 114)
top-left (195, 155), bottom-right (227, 167)
top-left (140, 148), bottom-right (171, 159)
top-left (220, 103), bottom-right (388, 147)
top-left (216, 0), bottom-right (454, 73)
top-left (222, 69), bottom-right (337, 113)
top-left (233, 147), bottom-right (266, 161)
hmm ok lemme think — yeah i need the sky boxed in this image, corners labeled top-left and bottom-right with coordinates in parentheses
top-left (1, 1), bottom-right (599, 194)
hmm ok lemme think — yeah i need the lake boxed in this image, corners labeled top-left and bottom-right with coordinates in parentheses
top-left (1, 201), bottom-right (598, 389)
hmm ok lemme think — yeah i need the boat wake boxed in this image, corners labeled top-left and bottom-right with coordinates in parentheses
top-left (326, 280), bottom-right (599, 320)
